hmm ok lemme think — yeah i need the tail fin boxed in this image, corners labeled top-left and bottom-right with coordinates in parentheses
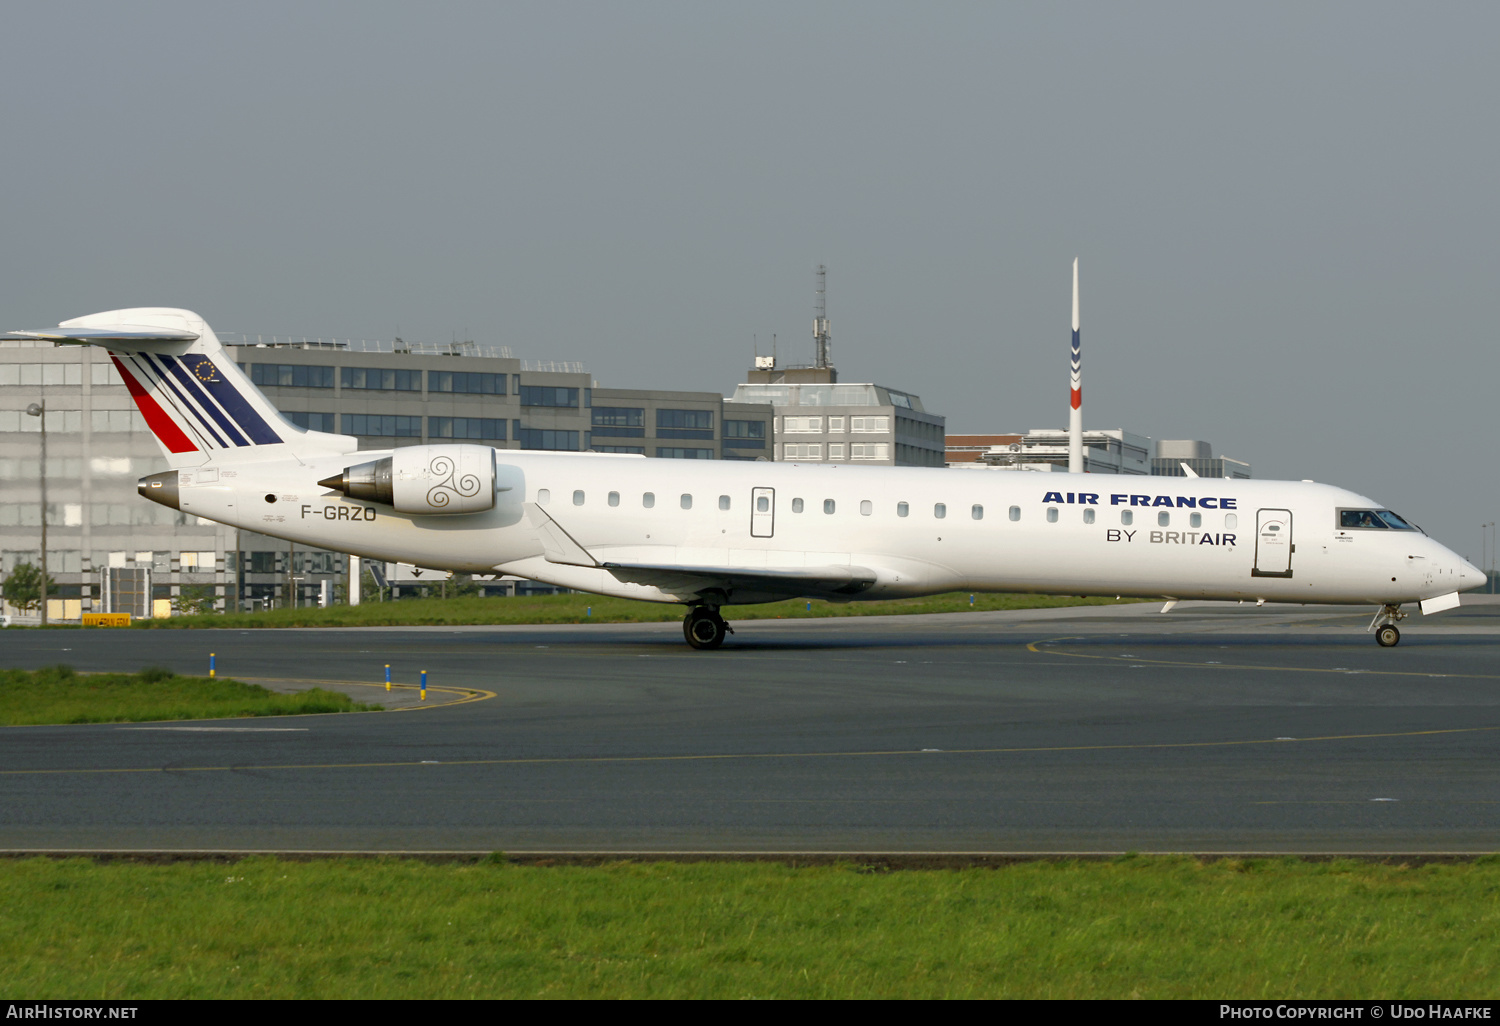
top-left (4, 307), bottom-right (357, 467)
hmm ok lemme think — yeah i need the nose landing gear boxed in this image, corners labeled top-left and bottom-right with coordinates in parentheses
top-left (1369, 604), bottom-right (1407, 647)
top-left (683, 606), bottom-right (734, 650)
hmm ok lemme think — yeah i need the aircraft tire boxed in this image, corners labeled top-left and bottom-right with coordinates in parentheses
top-left (683, 609), bottom-right (727, 650)
top-left (1375, 624), bottom-right (1400, 648)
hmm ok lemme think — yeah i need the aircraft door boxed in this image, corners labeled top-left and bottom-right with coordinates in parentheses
top-left (750, 487), bottom-right (775, 538)
top-left (1252, 508), bottom-right (1293, 578)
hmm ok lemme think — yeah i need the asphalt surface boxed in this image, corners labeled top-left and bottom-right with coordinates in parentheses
top-left (3, 598), bottom-right (1499, 853)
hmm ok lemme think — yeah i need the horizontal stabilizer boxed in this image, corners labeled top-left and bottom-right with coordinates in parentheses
top-left (2, 325), bottom-right (199, 344)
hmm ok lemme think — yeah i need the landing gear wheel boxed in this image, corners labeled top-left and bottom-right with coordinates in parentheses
top-left (683, 608), bottom-right (728, 650)
top-left (1375, 624), bottom-right (1401, 648)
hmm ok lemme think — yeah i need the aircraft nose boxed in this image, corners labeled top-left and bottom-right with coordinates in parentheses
top-left (1458, 557), bottom-right (1485, 585)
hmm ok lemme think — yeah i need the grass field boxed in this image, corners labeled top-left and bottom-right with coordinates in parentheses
top-left (128, 591), bottom-right (1138, 629)
top-left (2, 856), bottom-right (1497, 998)
top-left (0, 665), bottom-right (379, 726)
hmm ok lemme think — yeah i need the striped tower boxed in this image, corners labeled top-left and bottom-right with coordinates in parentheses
top-left (1068, 258), bottom-right (1083, 473)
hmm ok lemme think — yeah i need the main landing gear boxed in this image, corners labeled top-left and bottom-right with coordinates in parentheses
top-left (1369, 604), bottom-right (1407, 647)
top-left (683, 606), bottom-right (734, 650)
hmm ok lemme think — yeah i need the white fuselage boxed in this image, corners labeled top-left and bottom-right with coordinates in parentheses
top-left (175, 450), bottom-right (1480, 608)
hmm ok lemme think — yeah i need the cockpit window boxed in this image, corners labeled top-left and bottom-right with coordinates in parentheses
top-left (1339, 508), bottom-right (1418, 531)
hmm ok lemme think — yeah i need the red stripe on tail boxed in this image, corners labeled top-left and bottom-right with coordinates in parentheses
top-left (109, 354), bottom-right (199, 453)
top-left (1070, 388), bottom-right (1082, 410)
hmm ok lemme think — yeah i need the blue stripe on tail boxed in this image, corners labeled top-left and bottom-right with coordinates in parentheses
top-left (150, 354), bottom-right (247, 447)
top-left (135, 354), bottom-right (231, 449)
top-left (180, 355), bottom-right (283, 445)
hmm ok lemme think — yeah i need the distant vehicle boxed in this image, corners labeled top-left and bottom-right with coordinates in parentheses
top-left (5, 307), bottom-right (1484, 649)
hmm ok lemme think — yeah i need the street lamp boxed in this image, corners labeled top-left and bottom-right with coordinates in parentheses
top-left (24, 401), bottom-right (46, 626)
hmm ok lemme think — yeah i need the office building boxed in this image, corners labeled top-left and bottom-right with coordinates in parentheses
top-left (1150, 439), bottom-right (1252, 479)
top-left (730, 364), bottom-right (945, 467)
top-left (947, 430), bottom-right (1251, 478)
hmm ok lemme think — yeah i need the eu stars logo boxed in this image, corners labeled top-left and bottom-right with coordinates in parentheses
top-left (193, 359), bottom-right (220, 383)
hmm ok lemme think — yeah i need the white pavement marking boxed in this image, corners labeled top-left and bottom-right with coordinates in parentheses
top-left (119, 727), bottom-right (310, 732)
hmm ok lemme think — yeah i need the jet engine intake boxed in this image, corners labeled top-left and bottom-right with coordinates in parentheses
top-left (318, 444), bottom-right (497, 515)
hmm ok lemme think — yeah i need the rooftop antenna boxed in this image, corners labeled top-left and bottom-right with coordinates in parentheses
top-left (1068, 257), bottom-right (1083, 473)
top-left (753, 332), bottom-right (778, 372)
top-left (814, 264), bottom-right (832, 369)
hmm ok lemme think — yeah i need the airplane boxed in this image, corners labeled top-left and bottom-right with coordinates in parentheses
top-left (4, 306), bottom-right (1485, 649)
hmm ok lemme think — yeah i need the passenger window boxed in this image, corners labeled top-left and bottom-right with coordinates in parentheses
top-left (823, 499), bottom-right (836, 514)
top-left (860, 500), bottom-right (872, 516)
top-left (971, 504), bottom-right (983, 520)
top-left (1189, 512), bottom-right (1201, 528)
top-left (1083, 508), bottom-right (1095, 524)
top-left (608, 491), bottom-right (620, 507)
top-left (719, 495), bottom-right (730, 511)
top-left (1225, 513), bottom-right (1237, 530)
top-left (756, 496), bottom-right (769, 513)
top-left (573, 490), bottom-right (585, 506)
top-left (681, 494), bottom-right (692, 510)
top-left (1009, 506), bottom-right (1020, 522)
top-left (1047, 507), bottom-right (1058, 523)
top-left (537, 488), bottom-right (550, 506)
top-left (1158, 511), bottom-right (1170, 527)
top-left (1121, 510), bottom-right (1133, 526)
top-left (897, 502), bottom-right (909, 517)
top-left (792, 498), bottom-right (804, 513)
top-left (934, 503), bottom-right (947, 519)
top-left (642, 492), bottom-right (655, 508)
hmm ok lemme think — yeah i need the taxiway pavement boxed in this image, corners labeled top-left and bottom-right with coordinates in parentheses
top-left (2, 599), bottom-right (1498, 853)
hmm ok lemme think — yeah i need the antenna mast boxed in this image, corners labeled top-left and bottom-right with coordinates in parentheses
top-left (1068, 257), bottom-right (1083, 473)
top-left (814, 264), bottom-right (832, 370)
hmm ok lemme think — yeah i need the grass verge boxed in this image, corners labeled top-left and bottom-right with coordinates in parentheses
top-left (129, 591), bottom-right (1138, 629)
top-left (0, 665), bottom-right (380, 726)
top-left (1, 856), bottom-right (1497, 998)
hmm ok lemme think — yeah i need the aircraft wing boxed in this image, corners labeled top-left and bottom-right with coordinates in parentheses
top-left (523, 502), bottom-right (877, 600)
top-left (599, 561), bottom-right (878, 598)
top-left (525, 503), bottom-right (601, 567)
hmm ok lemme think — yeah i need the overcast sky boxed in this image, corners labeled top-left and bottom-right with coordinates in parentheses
top-left (3, 2), bottom-right (1496, 555)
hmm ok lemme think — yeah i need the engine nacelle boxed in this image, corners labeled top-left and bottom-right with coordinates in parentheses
top-left (318, 444), bottom-right (497, 515)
